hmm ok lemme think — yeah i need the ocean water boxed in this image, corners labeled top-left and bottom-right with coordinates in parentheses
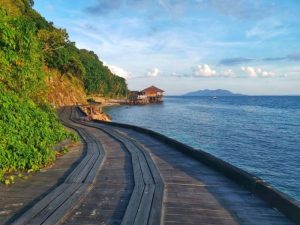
top-left (105, 96), bottom-right (300, 202)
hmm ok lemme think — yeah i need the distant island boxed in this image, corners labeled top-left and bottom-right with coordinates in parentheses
top-left (183, 89), bottom-right (245, 97)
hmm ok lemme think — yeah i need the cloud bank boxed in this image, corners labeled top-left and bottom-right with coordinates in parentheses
top-left (104, 62), bottom-right (131, 79)
top-left (194, 65), bottom-right (235, 78)
top-left (147, 68), bottom-right (160, 77)
top-left (221, 52), bottom-right (300, 66)
top-left (195, 64), bottom-right (216, 77)
top-left (264, 53), bottom-right (300, 62)
top-left (191, 64), bottom-right (277, 78)
top-left (241, 66), bottom-right (275, 78)
top-left (219, 57), bottom-right (254, 66)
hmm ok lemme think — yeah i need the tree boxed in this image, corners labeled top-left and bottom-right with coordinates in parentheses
top-left (78, 49), bottom-right (128, 97)
top-left (0, 9), bottom-right (44, 98)
top-left (37, 29), bottom-right (69, 73)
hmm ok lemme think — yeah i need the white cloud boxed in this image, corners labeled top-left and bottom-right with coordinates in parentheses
top-left (241, 66), bottom-right (257, 77)
top-left (220, 69), bottom-right (235, 77)
top-left (147, 68), bottom-right (160, 77)
top-left (193, 65), bottom-right (235, 78)
top-left (195, 64), bottom-right (216, 77)
top-left (104, 62), bottom-right (131, 79)
top-left (241, 66), bottom-right (275, 78)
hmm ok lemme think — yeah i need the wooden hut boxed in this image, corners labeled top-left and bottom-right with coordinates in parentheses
top-left (142, 86), bottom-right (164, 103)
top-left (128, 86), bottom-right (164, 105)
top-left (128, 91), bottom-right (148, 105)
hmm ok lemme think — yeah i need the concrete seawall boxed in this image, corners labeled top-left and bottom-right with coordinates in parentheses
top-left (91, 118), bottom-right (300, 224)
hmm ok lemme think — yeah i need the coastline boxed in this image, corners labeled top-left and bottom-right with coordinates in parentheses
top-left (89, 115), bottom-right (300, 224)
top-left (105, 96), bottom-right (300, 203)
top-left (79, 97), bottom-right (125, 122)
top-left (76, 105), bottom-right (300, 224)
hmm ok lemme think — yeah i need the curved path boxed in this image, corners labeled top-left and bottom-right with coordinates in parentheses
top-left (6, 106), bottom-right (296, 225)
top-left (64, 107), bottom-right (164, 225)
top-left (11, 107), bottom-right (105, 225)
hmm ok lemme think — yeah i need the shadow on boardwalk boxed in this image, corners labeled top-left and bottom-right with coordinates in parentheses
top-left (1, 143), bottom-right (85, 225)
top-left (1, 106), bottom-right (297, 225)
top-left (113, 126), bottom-right (295, 225)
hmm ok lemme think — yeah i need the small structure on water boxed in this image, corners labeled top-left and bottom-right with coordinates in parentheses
top-left (128, 91), bottom-right (148, 105)
top-left (128, 86), bottom-right (164, 105)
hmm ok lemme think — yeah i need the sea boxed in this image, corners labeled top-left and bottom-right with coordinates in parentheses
top-left (105, 96), bottom-right (300, 202)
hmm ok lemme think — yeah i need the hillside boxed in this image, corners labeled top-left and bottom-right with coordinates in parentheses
top-left (0, 0), bottom-right (128, 183)
top-left (183, 89), bottom-right (245, 97)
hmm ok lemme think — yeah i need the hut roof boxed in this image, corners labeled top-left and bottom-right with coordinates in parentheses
top-left (142, 85), bottom-right (164, 93)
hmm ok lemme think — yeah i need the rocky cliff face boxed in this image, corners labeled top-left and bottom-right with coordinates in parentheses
top-left (45, 68), bottom-right (87, 107)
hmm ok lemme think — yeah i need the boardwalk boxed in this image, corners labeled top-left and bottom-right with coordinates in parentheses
top-left (0, 106), bottom-right (297, 225)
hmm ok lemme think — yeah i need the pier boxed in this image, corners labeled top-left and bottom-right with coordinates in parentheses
top-left (1, 106), bottom-right (299, 225)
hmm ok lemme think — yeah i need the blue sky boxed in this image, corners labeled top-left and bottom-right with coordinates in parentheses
top-left (34, 0), bottom-right (300, 95)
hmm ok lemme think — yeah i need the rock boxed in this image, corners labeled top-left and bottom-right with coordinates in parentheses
top-left (79, 105), bottom-right (112, 122)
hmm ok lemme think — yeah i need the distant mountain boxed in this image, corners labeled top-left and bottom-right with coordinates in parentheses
top-left (183, 89), bottom-right (245, 97)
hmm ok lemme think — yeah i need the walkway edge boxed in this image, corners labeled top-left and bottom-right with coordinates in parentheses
top-left (82, 108), bottom-right (300, 225)
top-left (10, 107), bottom-right (105, 225)
top-left (73, 115), bottom-right (165, 225)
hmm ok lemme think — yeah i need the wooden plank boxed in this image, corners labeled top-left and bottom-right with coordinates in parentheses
top-left (11, 107), bottom-right (105, 225)
top-left (82, 124), bottom-right (149, 225)
top-left (63, 118), bottom-right (134, 225)
top-left (42, 184), bottom-right (90, 225)
top-left (115, 126), bottom-right (295, 225)
top-left (28, 183), bottom-right (82, 225)
top-left (11, 184), bottom-right (68, 225)
top-left (79, 119), bottom-right (165, 225)
top-left (133, 185), bottom-right (155, 225)
top-left (132, 139), bottom-right (164, 225)
top-left (108, 127), bottom-right (165, 225)
top-left (84, 144), bottom-right (104, 184)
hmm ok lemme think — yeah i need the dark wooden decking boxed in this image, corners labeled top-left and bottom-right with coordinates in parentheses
top-left (0, 137), bottom-right (84, 225)
top-left (63, 118), bottom-right (134, 224)
top-left (0, 106), bottom-right (296, 225)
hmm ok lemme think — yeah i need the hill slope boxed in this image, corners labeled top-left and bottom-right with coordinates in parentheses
top-left (183, 89), bottom-right (245, 96)
top-left (0, 0), bottom-right (129, 182)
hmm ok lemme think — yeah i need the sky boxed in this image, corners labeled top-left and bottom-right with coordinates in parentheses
top-left (34, 0), bottom-right (300, 95)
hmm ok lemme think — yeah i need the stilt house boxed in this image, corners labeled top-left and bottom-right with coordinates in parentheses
top-left (128, 86), bottom-right (164, 104)
top-left (142, 86), bottom-right (164, 103)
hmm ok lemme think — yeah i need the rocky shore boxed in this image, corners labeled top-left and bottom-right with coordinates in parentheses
top-left (78, 96), bottom-right (128, 122)
top-left (79, 105), bottom-right (112, 122)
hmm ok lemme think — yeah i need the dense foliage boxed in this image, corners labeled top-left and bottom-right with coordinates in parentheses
top-left (0, 7), bottom-right (44, 100)
top-left (79, 49), bottom-right (128, 96)
top-left (0, 0), bottom-right (128, 182)
top-left (1, 0), bottom-right (128, 97)
top-left (34, 12), bottom-right (128, 97)
top-left (38, 31), bottom-right (128, 97)
top-left (0, 5), bottom-right (75, 182)
top-left (0, 86), bottom-right (76, 180)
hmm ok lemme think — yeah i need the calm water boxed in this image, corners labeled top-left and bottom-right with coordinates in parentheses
top-left (105, 96), bottom-right (300, 202)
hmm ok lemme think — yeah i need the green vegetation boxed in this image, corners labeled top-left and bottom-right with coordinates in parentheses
top-left (0, 7), bottom-right (44, 100)
top-left (0, 86), bottom-right (77, 182)
top-left (1, 0), bottom-right (128, 98)
top-left (0, 0), bottom-right (128, 183)
top-left (79, 49), bottom-right (128, 96)
top-left (60, 147), bottom-right (69, 154)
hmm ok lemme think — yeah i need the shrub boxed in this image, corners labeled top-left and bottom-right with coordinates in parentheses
top-left (0, 86), bottom-right (77, 182)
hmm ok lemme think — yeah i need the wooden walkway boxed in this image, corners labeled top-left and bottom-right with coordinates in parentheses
top-left (1, 106), bottom-right (296, 225)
